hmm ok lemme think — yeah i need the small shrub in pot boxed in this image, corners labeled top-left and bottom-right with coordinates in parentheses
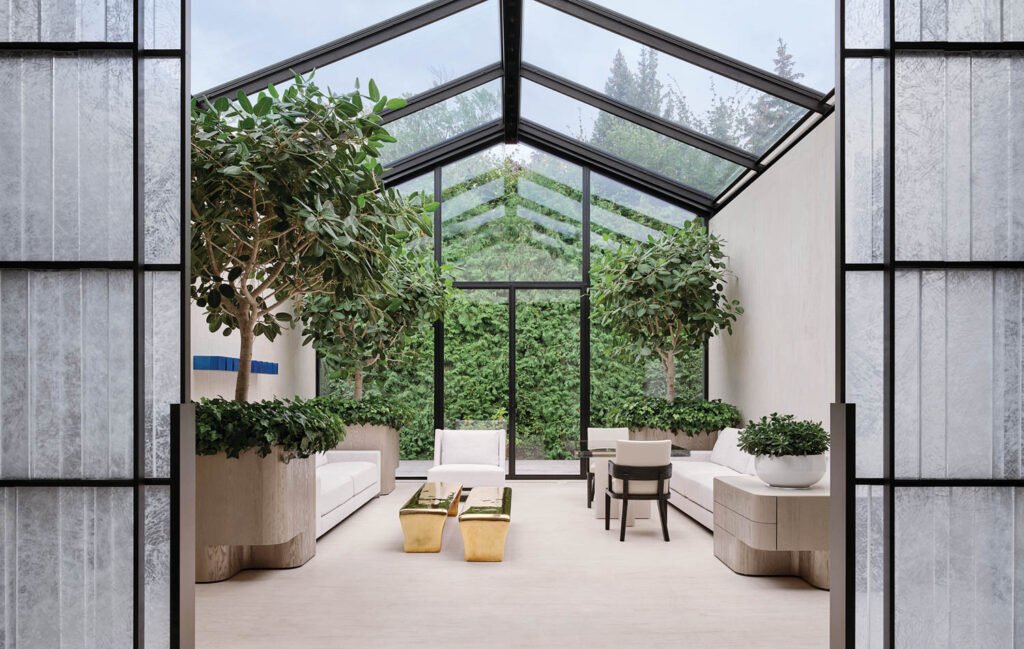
top-left (738, 413), bottom-right (830, 488)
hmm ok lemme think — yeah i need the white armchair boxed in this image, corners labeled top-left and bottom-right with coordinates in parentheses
top-left (426, 429), bottom-right (506, 488)
top-left (586, 427), bottom-right (630, 507)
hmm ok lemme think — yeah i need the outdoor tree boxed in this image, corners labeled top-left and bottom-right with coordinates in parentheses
top-left (191, 74), bottom-right (431, 401)
top-left (591, 220), bottom-right (743, 402)
top-left (299, 249), bottom-right (451, 400)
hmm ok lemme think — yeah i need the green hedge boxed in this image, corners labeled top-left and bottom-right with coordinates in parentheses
top-left (195, 397), bottom-right (345, 459)
top-left (316, 394), bottom-right (408, 430)
top-left (609, 396), bottom-right (741, 436)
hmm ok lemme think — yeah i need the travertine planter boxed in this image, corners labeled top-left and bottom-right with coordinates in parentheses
top-left (334, 424), bottom-right (399, 494)
top-left (195, 447), bottom-right (315, 583)
top-left (630, 427), bottom-right (719, 451)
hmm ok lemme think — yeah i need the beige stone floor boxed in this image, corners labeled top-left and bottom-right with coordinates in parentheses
top-left (196, 481), bottom-right (828, 649)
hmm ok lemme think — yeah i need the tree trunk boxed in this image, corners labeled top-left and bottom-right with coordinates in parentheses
top-left (235, 319), bottom-right (255, 402)
top-left (663, 352), bottom-right (676, 403)
top-left (353, 364), bottom-right (364, 401)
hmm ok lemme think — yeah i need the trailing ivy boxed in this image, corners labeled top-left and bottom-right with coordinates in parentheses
top-left (195, 397), bottom-right (346, 460)
top-left (737, 413), bottom-right (830, 457)
top-left (610, 396), bottom-right (741, 436)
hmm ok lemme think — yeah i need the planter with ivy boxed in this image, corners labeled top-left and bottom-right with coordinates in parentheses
top-left (320, 395), bottom-right (407, 494)
top-left (194, 397), bottom-right (345, 582)
top-left (737, 413), bottom-right (830, 488)
top-left (611, 397), bottom-right (741, 450)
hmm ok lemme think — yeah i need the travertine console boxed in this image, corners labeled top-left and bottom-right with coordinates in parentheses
top-left (713, 475), bottom-right (829, 589)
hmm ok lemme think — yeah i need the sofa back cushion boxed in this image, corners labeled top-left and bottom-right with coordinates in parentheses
top-left (710, 427), bottom-right (755, 475)
top-left (315, 452), bottom-right (328, 468)
top-left (441, 429), bottom-right (503, 466)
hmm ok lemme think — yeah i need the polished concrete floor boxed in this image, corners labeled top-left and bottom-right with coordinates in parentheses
top-left (196, 481), bottom-right (829, 649)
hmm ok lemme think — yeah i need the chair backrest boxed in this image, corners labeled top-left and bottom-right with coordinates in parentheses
top-left (586, 427), bottom-right (630, 451)
top-left (613, 440), bottom-right (671, 495)
top-left (709, 427), bottom-right (755, 474)
top-left (433, 429), bottom-right (506, 467)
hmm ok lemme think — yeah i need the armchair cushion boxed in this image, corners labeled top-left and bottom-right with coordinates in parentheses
top-left (427, 463), bottom-right (505, 488)
top-left (438, 429), bottom-right (503, 466)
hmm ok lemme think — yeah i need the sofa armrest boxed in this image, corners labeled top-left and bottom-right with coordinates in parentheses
top-left (322, 450), bottom-right (381, 466)
top-left (675, 451), bottom-right (713, 462)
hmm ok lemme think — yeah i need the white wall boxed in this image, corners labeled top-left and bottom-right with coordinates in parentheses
top-left (708, 115), bottom-right (835, 429)
top-left (190, 302), bottom-right (317, 402)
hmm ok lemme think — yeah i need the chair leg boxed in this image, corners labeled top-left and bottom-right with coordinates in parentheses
top-left (659, 497), bottom-right (670, 542)
top-left (604, 494), bottom-right (610, 530)
top-left (587, 474), bottom-right (594, 508)
top-left (619, 498), bottom-right (629, 542)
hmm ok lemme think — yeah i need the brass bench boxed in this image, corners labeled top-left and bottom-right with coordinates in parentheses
top-left (399, 482), bottom-right (462, 553)
top-left (458, 487), bottom-right (512, 562)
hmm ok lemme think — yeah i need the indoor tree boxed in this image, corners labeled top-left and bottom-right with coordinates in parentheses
top-left (191, 74), bottom-right (430, 401)
top-left (591, 220), bottom-right (743, 402)
top-left (299, 249), bottom-right (451, 400)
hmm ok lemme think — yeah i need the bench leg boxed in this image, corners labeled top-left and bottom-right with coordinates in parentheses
top-left (399, 513), bottom-right (448, 553)
top-left (459, 520), bottom-right (510, 562)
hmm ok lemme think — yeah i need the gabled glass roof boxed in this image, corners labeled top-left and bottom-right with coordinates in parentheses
top-left (193, 0), bottom-right (835, 216)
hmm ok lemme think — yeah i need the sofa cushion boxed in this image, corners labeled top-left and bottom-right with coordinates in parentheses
top-left (315, 452), bottom-right (328, 468)
top-left (427, 463), bottom-right (505, 488)
top-left (323, 461), bottom-right (377, 494)
top-left (316, 465), bottom-right (355, 517)
top-left (710, 428), bottom-right (755, 475)
top-left (670, 460), bottom-right (741, 512)
top-left (442, 430), bottom-right (501, 466)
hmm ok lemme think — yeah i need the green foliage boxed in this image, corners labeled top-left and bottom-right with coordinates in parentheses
top-left (195, 397), bottom-right (346, 460)
top-left (191, 72), bottom-right (430, 400)
top-left (315, 394), bottom-right (408, 430)
top-left (592, 221), bottom-right (742, 401)
top-left (738, 413), bottom-right (830, 457)
top-left (610, 396), bottom-right (741, 436)
top-left (300, 248), bottom-right (452, 399)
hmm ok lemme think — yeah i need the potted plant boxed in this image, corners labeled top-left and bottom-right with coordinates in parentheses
top-left (592, 222), bottom-right (743, 448)
top-left (194, 397), bottom-right (346, 582)
top-left (737, 413), bottom-right (830, 488)
top-left (611, 397), bottom-right (741, 450)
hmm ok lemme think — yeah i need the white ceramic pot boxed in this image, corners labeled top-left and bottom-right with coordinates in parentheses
top-left (754, 454), bottom-right (827, 488)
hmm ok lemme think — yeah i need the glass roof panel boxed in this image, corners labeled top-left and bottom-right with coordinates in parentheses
top-left (522, 1), bottom-right (808, 156)
top-left (311, 1), bottom-right (500, 100)
top-left (192, 0), bottom-right (432, 93)
top-left (380, 78), bottom-right (502, 166)
top-left (589, 172), bottom-right (697, 250)
top-left (586, 0), bottom-right (835, 92)
top-left (520, 80), bottom-right (745, 196)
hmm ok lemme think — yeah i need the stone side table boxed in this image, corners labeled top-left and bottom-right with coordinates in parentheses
top-left (713, 475), bottom-right (829, 589)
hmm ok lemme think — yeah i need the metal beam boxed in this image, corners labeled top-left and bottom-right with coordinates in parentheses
top-left (519, 120), bottom-right (715, 214)
top-left (521, 63), bottom-right (762, 169)
top-left (383, 121), bottom-right (505, 186)
top-left (381, 63), bottom-right (503, 124)
top-left (196, 0), bottom-right (487, 100)
top-left (500, 0), bottom-right (524, 142)
top-left (535, 0), bottom-right (830, 113)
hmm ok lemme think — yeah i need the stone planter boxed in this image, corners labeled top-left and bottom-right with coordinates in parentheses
top-left (754, 454), bottom-right (827, 489)
top-left (334, 424), bottom-right (399, 494)
top-left (630, 427), bottom-right (719, 451)
top-left (195, 447), bottom-right (315, 582)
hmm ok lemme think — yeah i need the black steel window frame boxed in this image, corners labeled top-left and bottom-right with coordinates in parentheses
top-left (0, 1), bottom-right (191, 648)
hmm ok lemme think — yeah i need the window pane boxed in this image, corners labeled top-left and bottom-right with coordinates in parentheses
top-left (313, 1), bottom-right (499, 100)
top-left (443, 289), bottom-right (509, 435)
top-left (144, 486), bottom-right (171, 649)
top-left (441, 144), bottom-right (583, 282)
top-left (380, 79), bottom-right (502, 165)
top-left (144, 57), bottom-right (182, 265)
top-left (846, 271), bottom-right (884, 479)
top-left (523, 1), bottom-right (809, 155)
top-left (0, 0), bottom-right (131, 42)
top-left (897, 0), bottom-right (1024, 41)
top-left (192, 0), bottom-right (432, 92)
top-left (846, 0), bottom-right (888, 50)
top-left (589, 172), bottom-right (696, 250)
top-left (855, 485), bottom-right (885, 649)
top-left (587, 0), bottom-right (834, 91)
top-left (144, 272), bottom-right (180, 479)
top-left (521, 80), bottom-right (744, 195)
top-left (844, 58), bottom-right (887, 265)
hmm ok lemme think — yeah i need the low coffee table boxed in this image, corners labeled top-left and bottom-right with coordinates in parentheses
top-left (398, 482), bottom-right (462, 553)
top-left (458, 487), bottom-right (512, 562)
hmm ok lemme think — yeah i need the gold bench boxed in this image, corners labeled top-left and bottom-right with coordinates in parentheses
top-left (399, 482), bottom-right (462, 553)
top-left (458, 487), bottom-right (512, 562)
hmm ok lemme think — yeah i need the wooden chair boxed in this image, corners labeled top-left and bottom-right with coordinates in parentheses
top-left (604, 440), bottom-right (672, 542)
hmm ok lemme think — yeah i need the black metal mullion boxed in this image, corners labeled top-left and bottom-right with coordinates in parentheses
top-left (534, 0), bottom-right (830, 112)
top-left (521, 64), bottom-right (761, 169)
top-left (499, 0), bottom-right (523, 142)
top-left (433, 167), bottom-right (444, 433)
top-left (884, 2), bottom-right (896, 647)
top-left (197, 0), bottom-right (486, 100)
top-left (580, 167), bottom-right (591, 478)
top-left (380, 63), bottom-right (503, 124)
top-left (507, 288), bottom-right (517, 477)
top-left (518, 120), bottom-right (715, 213)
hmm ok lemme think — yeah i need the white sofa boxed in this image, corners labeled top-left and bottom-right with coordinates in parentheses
top-left (315, 450), bottom-right (381, 538)
top-left (668, 428), bottom-right (755, 529)
top-left (426, 429), bottom-right (506, 488)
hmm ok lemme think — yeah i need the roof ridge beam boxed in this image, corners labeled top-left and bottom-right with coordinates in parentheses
top-left (500, 0), bottom-right (524, 142)
top-left (196, 0), bottom-right (488, 101)
top-left (520, 63), bottom-right (762, 169)
top-left (535, 0), bottom-right (830, 113)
